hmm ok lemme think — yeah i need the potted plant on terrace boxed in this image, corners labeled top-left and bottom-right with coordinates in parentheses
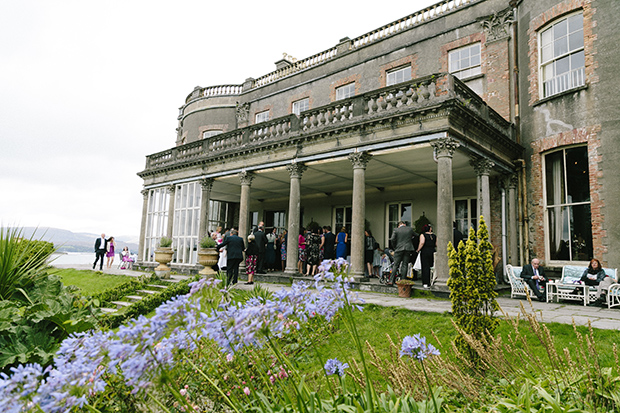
top-left (154, 237), bottom-right (174, 278)
top-left (197, 236), bottom-right (218, 276)
top-left (395, 278), bottom-right (415, 298)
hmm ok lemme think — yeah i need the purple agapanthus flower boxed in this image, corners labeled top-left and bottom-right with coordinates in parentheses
top-left (400, 334), bottom-right (441, 361)
top-left (324, 358), bottom-right (349, 376)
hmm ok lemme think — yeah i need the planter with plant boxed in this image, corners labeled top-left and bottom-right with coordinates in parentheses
top-left (154, 237), bottom-right (174, 278)
top-left (197, 236), bottom-right (218, 275)
top-left (395, 278), bottom-right (415, 298)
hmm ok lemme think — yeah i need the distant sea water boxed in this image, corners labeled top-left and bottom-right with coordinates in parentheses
top-left (50, 252), bottom-right (96, 266)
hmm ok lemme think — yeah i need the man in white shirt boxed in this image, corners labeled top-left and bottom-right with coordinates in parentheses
top-left (93, 234), bottom-right (107, 270)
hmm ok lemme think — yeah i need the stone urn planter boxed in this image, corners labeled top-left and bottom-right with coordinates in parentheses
top-left (197, 248), bottom-right (218, 275)
top-left (395, 279), bottom-right (414, 298)
top-left (154, 237), bottom-right (174, 279)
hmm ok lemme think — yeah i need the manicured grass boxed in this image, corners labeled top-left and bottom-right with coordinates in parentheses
top-left (49, 268), bottom-right (133, 296)
top-left (294, 303), bottom-right (620, 390)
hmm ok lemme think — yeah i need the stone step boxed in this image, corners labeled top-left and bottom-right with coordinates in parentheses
top-left (147, 284), bottom-right (168, 289)
top-left (111, 301), bottom-right (132, 308)
top-left (137, 289), bottom-right (158, 295)
top-left (125, 295), bottom-right (143, 302)
top-left (100, 307), bottom-right (117, 314)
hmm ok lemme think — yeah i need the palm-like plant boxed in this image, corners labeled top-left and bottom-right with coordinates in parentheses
top-left (0, 227), bottom-right (55, 301)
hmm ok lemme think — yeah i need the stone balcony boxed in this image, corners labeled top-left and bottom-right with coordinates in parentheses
top-left (141, 73), bottom-right (519, 178)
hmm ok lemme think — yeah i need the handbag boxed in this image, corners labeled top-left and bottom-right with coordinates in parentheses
top-left (413, 253), bottom-right (422, 271)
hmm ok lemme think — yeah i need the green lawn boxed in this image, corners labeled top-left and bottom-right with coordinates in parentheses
top-left (49, 268), bottom-right (133, 296)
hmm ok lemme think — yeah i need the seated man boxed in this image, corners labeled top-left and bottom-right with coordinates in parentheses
top-left (521, 258), bottom-right (547, 302)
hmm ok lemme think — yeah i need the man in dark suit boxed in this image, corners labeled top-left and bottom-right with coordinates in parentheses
top-left (217, 229), bottom-right (245, 286)
top-left (389, 221), bottom-right (416, 285)
top-left (93, 233), bottom-right (107, 270)
top-left (323, 226), bottom-right (336, 260)
top-left (521, 258), bottom-right (547, 301)
top-left (253, 225), bottom-right (267, 274)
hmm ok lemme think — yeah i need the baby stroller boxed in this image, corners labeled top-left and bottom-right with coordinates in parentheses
top-left (379, 248), bottom-right (395, 285)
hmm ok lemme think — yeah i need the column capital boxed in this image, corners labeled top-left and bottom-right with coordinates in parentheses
top-left (480, 8), bottom-right (513, 43)
top-left (508, 174), bottom-right (519, 189)
top-left (286, 161), bottom-right (307, 179)
top-left (238, 170), bottom-right (255, 186)
top-left (166, 184), bottom-right (176, 194)
top-left (431, 137), bottom-right (460, 158)
top-left (141, 189), bottom-right (149, 198)
top-left (199, 178), bottom-right (214, 191)
top-left (470, 157), bottom-right (495, 176)
top-left (348, 151), bottom-right (372, 169)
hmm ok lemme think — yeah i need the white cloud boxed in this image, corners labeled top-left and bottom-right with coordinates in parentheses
top-left (0, 0), bottom-right (437, 236)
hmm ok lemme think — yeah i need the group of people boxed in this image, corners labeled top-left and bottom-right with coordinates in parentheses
top-left (522, 257), bottom-right (613, 306)
top-left (93, 233), bottom-right (134, 270)
top-left (384, 221), bottom-right (437, 288)
top-left (214, 223), bottom-right (288, 286)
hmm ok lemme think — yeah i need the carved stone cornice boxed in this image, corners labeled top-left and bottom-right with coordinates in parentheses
top-left (348, 151), bottom-right (372, 169)
top-left (199, 178), bottom-right (214, 192)
top-left (286, 161), bottom-right (307, 179)
top-left (480, 8), bottom-right (513, 43)
top-left (470, 157), bottom-right (495, 176)
top-left (141, 189), bottom-right (149, 198)
top-left (431, 137), bottom-right (460, 158)
top-left (238, 170), bottom-right (255, 186)
top-left (166, 184), bottom-right (176, 194)
top-left (509, 174), bottom-right (519, 189)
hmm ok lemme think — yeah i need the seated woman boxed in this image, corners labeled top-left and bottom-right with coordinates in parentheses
top-left (120, 246), bottom-right (133, 270)
top-left (579, 258), bottom-right (614, 307)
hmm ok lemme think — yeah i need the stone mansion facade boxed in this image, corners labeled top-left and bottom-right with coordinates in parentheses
top-left (137, 0), bottom-right (620, 282)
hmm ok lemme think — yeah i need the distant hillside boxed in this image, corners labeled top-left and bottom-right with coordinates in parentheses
top-left (20, 227), bottom-right (139, 253)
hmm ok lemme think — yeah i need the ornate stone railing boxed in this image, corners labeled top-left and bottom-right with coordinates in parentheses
top-left (350, 0), bottom-right (475, 49)
top-left (254, 48), bottom-right (338, 88)
top-left (144, 73), bottom-right (513, 171)
top-left (182, 0), bottom-right (476, 104)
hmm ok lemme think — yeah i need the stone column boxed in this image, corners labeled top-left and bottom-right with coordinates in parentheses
top-left (471, 157), bottom-right (495, 233)
top-left (507, 174), bottom-right (519, 265)
top-left (138, 189), bottom-right (149, 262)
top-left (198, 178), bottom-right (214, 242)
top-left (238, 171), bottom-right (254, 240)
top-left (431, 137), bottom-right (459, 283)
top-left (348, 151), bottom-right (372, 278)
top-left (166, 184), bottom-right (176, 239)
top-left (285, 162), bottom-right (307, 275)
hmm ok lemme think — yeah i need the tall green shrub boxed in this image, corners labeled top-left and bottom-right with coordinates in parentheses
top-left (447, 217), bottom-right (499, 367)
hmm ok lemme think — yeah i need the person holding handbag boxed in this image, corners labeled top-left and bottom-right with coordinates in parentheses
top-left (416, 224), bottom-right (436, 288)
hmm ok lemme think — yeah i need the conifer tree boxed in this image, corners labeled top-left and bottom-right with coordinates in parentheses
top-left (447, 217), bottom-right (499, 367)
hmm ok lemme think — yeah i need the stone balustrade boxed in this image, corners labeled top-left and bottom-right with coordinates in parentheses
top-left (254, 48), bottom-right (338, 88)
top-left (144, 73), bottom-right (513, 172)
top-left (182, 0), bottom-right (473, 104)
top-left (351, 0), bottom-right (473, 49)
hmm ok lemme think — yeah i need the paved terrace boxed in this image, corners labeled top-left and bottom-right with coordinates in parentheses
top-left (54, 265), bottom-right (620, 331)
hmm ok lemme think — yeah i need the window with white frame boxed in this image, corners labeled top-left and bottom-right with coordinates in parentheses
top-left (539, 12), bottom-right (584, 98)
top-left (386, 202), bottom-right (412, 247)
top-left (335, 83), bottom-right (355, 100)
top-left (454, 198), bottom-right (478, 238)
top-left (386, 66), bottom-right (412, 86)
top-left (544, 146), bottom-right (592, 262)
top-left (292, 98), bottom-right (309, 115)
top-left (265, 210), bottom-right (287, 235)
top-left (203, 130), bottom-right (223, 139)
top-left (172, 182), bottom-right (202, 265)
top-left (208, 199), bottom-right (231, 235)
top-left (449, 43), bottom-right (481, 79)
top-left (143, 187), bottom-right (170, 262)
top-left (255, 110), bottom-right (270, 124)
top-left (334, 206), bottom-right (352, 235)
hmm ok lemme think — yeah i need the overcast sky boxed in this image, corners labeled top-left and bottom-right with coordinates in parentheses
top-left (0, 0), bottom-right (437, 238)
